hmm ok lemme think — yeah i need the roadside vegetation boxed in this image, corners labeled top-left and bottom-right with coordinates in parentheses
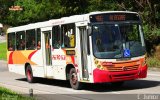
top-left (147, 57), bottom-right (160, 68)
top-left (0, 42), bottom-right (6, 60)
top-left (0, 86), bottom-right (34, 100)
top-left (147, 45), bottom-right (160, 68)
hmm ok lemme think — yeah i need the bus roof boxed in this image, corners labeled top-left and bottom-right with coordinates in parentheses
top-left (7, 11), bottom-right (138, 33)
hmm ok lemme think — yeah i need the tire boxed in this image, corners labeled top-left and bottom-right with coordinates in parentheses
top-left (25, 65), bottom-right (34, 83)
top-left (111, 81), bottom-right (124, 87)
top-left (69, 68), bottom-right (82, 90)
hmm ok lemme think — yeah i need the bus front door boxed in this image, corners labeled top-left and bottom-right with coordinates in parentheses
top-left (43, 31), bottom-right (52, 77)
top-left (79, 27), bottom-right (89, 80)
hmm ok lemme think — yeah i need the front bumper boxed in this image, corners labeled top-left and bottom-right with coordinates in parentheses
top-left (93, 64), bottom-right (147, 83)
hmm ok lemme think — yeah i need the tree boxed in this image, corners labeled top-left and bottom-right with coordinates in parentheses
top-left (0, 0), bottom-right (15, 24)
top-left (7, 0), bottom-right (62, 26)
top-left (59, 0), bottom-right (88, 16)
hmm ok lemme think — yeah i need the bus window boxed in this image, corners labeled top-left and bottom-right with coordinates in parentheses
top-left (16, 31), bottom-right (25, 50)
top-left (37, 28), bottom-right (41, 50)
top-left (26, 29), bottom-right (36, 50)
top-left (8, 33), bottom-right (15, 51)
top-left (52, 26), bottom-right (60, 49)
top-left (61, 23), bottom-right (75, 48)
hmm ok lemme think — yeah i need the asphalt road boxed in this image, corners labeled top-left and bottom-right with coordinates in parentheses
top-left (0, 60), bottom-right (7, 72)
top-left (0, 60), bottom-right (160, 100)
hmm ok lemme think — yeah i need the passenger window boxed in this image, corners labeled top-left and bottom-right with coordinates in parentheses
top-left (61, 23), bottom-right (75, 48)
top-left (8, 33), bottom-right (15, 51)
top-left (37, 28), bottom-right (41, 50)
top-left (26, 29), bottom-right (36, 50)
top-left (16, 31), bottom-right (25, 50)
top-left (52, 26), bottom-right (60, 49)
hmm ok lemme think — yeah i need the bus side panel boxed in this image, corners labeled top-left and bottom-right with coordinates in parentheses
top-left (51, 49), bottom-right (67, 80)
top-left (30, 49), bottom-right (45, 77)
top-left (8, 64), bottom-right (25, 75)
top-left (7, 50), bottom-right (45, 77)
top-left (7, 51), bottom-right (25, 75)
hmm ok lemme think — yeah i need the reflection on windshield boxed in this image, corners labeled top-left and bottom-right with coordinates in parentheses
top-left (92, 23), bottom-right (145, 59)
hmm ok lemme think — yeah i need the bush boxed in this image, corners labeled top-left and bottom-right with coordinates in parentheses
top-left (147, 57), bottom-right (160, 68)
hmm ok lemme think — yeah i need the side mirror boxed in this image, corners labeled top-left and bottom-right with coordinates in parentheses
top-left (87, 26), bottom-right (92, 36)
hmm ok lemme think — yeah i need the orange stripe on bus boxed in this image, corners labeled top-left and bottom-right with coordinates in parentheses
top-left (12, 51), bottom-right (36, 65)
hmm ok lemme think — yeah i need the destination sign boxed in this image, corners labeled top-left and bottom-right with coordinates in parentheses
top-left (90, 13), bottom-right (140, 22)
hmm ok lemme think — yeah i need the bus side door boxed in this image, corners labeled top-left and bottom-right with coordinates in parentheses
top-left (41, 27), bottom-right (53, 78)
top-left (76, 22), bottom-right (91, 81)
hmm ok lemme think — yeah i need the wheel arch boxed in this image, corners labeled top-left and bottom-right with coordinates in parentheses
top-left (25, 62), bottom-right (35, 83)
top-left (65, 64), bottom-right (75, 80)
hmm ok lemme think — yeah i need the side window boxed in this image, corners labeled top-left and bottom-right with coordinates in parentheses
top-left (61, 23), bottom-right (75, 48)
top-left (26, 29), bottom-right (36, 50)
top-left (52, 26), bottom-right (60, 49)
top-left (8, 33), bottom-right (15, 51)
top-left (37, 28), bottom-right (41, 50)
top-left (16, 31), bottom-right (25, 50)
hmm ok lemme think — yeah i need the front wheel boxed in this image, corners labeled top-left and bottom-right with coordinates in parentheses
top-left (69, 68), bottom-right (82, 90)
top-left (25, 65), bottom-right (34, 83)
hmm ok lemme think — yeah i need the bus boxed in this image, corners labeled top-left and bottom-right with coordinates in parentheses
top-left (7, 11), bottom-right (147, 90)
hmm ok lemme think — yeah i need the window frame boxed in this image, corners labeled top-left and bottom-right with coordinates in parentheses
top-left (52, 25), bottom-right (61, 49)
top-left (16, 31), bottom-right (26, 51)
top-left (61, 23), bottom-right (76, 48)
top-left (7, 32), bottom-right (16, 51)
top-left (36, 28), bottom-right (41, 50)
top-left (26, 29), bottom-right (36, 50)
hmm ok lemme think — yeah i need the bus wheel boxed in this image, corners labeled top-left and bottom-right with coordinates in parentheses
top-left (69, 68), bottom-right (82, 90)
top-left (26, 65), bottom-right (34, 83)
top-left (111, 81), bottom-right (124, 87)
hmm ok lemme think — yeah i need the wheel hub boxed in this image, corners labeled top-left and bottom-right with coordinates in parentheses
top-left (27, 69), bottom-right (31, 81)
top-left (71, 73), bottom-right (77, 85)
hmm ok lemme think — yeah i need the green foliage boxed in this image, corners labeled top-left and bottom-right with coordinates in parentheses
top-left (147, 57), bottom-right (160, 68)
top-left (0, 0), bottom-right (15, 24)
top-left (7, 0), bottom-right (61, 26)
top-left (0, 42), bottom-right (7, 60)
top-left (87, 0), bottom-right (118, 11)
top-left (59, 0), bottom-right (88, 16)
top-left (0, 86), bottom-right (34, 100)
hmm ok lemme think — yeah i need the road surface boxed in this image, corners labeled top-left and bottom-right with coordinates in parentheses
top-left (0, 60), bottom-right (160, 100)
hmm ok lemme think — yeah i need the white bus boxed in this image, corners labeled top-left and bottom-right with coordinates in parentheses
top-left (7, 11), bottom-right (147, 89)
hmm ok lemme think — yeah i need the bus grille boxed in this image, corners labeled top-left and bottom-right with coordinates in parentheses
top-left (106, 65), bottom-right (139, 72)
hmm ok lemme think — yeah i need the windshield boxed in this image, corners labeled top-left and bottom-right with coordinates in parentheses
top-left (92, 23), bottom-right (146, 59)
